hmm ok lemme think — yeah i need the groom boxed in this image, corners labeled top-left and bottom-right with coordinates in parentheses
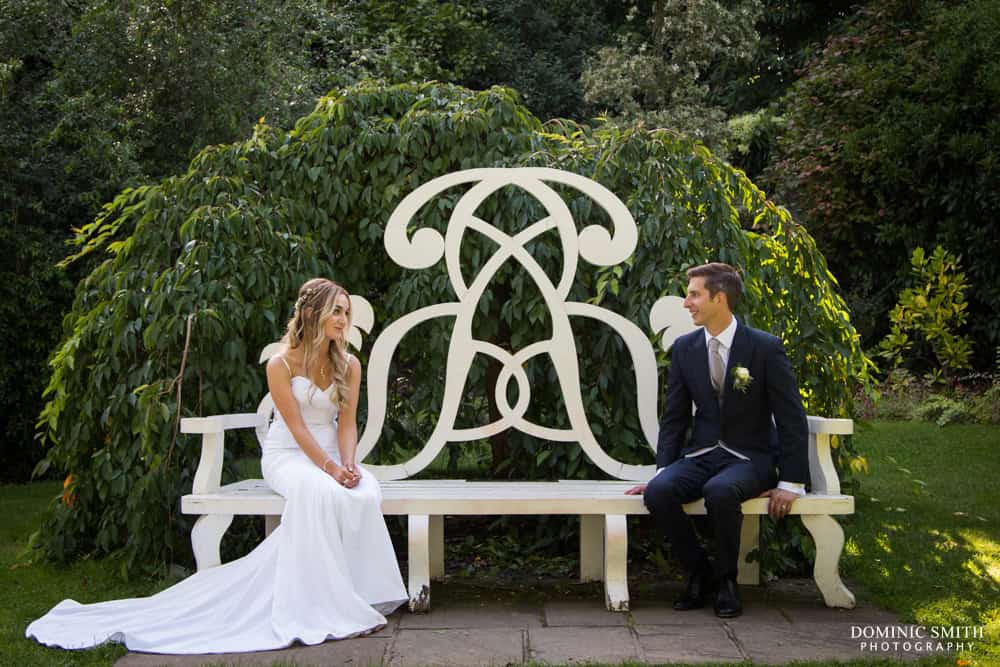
top-left (626, 262), bottom-right (808, 618)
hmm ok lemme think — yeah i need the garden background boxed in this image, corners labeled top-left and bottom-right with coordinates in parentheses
top-left (1, 1), bottom-right (998, 665)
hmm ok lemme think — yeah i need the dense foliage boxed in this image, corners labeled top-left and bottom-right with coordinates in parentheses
top-left (764, 0), bottom-right (1000, 360)
top-left (467, 0), bottom-right (622, 122)
top-left (0, 225), bottom-right (74, 482)
top-left (0, 0), bottom-right (351, 479)
top-left (36, 81), bottom-right (869, 577)
top-left (712, 0), bottom-right (859, 114)
top-left (0, 0), bottom-right (494, 477)
top-left (1, 2), bottom-right (92, 480)
top-left (582, 0), bottom-right (763, 151)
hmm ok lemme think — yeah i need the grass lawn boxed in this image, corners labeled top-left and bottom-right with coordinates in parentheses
top-left (1, 420), bottom-right (997, 666)
top-left (841, 421), bottom-right (1000, 665)
top-left (0, 482), bottom-right (148, 666)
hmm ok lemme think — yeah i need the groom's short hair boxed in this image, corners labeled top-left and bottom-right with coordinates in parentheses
top-left (687, 262), bottom-right (742, 311)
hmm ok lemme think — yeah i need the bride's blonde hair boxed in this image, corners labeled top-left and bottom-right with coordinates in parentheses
top-left (282, 278), bottom-right (351, 406)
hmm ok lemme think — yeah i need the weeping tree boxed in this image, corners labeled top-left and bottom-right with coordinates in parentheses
top-left (35, 80), bottom-right (871, 578)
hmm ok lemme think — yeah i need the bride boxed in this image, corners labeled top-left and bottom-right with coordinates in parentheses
top-left (27, 278), bottom-right (407, 654)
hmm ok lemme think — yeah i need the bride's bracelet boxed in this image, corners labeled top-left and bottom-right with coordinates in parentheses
top-left (321, 458), bottom-right (336, 475)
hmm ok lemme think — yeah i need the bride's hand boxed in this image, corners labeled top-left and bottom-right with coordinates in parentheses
top-left (323, 459), bottom-right (357, 487)
top-left (343, 463), bottom-right (361, 488)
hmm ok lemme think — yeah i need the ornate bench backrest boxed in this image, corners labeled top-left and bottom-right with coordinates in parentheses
top-left (258, 168), bottom-right (698, 481)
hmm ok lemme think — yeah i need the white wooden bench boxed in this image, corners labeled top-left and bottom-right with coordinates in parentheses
top-left (180, 168), bottom-right (856, 612)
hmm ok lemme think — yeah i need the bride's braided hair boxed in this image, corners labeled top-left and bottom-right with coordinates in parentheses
top-left (282, 278), bottom-right (351, 406)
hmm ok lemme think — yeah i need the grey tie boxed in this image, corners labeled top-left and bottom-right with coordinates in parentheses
top-left (708, 337), bottom-right (725, 397)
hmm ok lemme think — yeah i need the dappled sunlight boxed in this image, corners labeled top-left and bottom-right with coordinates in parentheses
top-left (874, 532), bottom-right (894, 554)
top-left (853, 522), bottom-right (999, 608)
top-left (845, 536), bottom-right (861, 557)
top-left (846, 497), bottom-right (1000, 662)
top-left (913, 596), bottom-right (989, 630)
top-left (957, 529), bottom-right (1000, 585)
top-left (929, 529), bottom-right (959, 552)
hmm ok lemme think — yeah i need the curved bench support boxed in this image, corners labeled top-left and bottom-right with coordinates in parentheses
top-left (191, 513), bottom-right (234, 570)
top-left (801, 514), bottom-right (856, 608)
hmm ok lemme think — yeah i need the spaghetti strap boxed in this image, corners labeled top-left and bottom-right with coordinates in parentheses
top-left (277, 355), bottom-right (292, 377)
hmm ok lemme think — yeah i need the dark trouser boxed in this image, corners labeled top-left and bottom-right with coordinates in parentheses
top-left (643, 447), bottom-right (776, 581)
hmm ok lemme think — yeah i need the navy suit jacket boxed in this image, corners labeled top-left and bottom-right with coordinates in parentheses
top-left (655, 321), bottom-right (810, 485)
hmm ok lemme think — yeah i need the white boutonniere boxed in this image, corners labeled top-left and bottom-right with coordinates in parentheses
top-left (731, 365), bottom-right (753, 393)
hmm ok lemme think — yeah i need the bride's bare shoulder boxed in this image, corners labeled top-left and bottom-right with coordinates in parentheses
top-left (345, 352), bottom-right (361, 377)
top-left (267, 352), bottom-right (294, 378)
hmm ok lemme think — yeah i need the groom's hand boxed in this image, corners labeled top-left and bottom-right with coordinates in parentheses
top-left (624, 484), bottom-right (646, 495)
top-left (759, 488), bottom-right (798, 520)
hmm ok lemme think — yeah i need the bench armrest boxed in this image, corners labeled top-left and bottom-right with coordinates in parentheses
top-left (805, 415), bottom-right (853, 495)
top-left (182, 413), bottom-right (268, 494)
top-left (806, 415), bottom-right (853, 435)
top-left (181, 413), bottom-right (264, 434)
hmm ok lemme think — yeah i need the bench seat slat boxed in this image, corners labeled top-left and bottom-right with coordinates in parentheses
top-left (181, 479), bottom-right (854, 516)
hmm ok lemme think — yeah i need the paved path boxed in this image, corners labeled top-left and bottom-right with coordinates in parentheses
top-left (115, 579), bottom-right (934, 666)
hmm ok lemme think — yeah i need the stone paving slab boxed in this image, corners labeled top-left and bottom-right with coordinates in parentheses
top-left (772, 599), bottom-right (900, 625)
top-left (718, 603), bottom-right (790, 627)
top-left (542, 599), bottom-right (628, 627)
top-left (629, 603), bottom-right (727, 627)
top-left (116, 636), bottom-right (390, 667)
top-left (399, 602), bottom-right (542, 629)
top-left (388, 628), bottom-right (524, 667)
top-left (528, 626), bottom-right (638, 664)
top-left (634, 624), bottom-right (745, 664)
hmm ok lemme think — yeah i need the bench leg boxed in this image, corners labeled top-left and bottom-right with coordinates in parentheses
top-left (801, 514), bottom-right (856, 608)
top-left (580, 514), bottom-right (604, 582)
top-left (430, 515), bottom-right (444, 580)
top-left (265, 514), bottom-right (281, 537)
top-left (191, 514), bottom-right (233, 570)
top-left (737, 514), bottom-right (760, 585)
top-left (408, 515), bottom-right (431, 612)
top-left (603, 515), bottom-right (629, 611)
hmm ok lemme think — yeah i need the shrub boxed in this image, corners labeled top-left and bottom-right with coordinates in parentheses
top-left (968, 381), bottom-right (1000, 425)
top-left (909, 395), bottom-right (970, 427)
top-left (862, 368), bottom-right (1000, 426)
top-left (858, 369), bottom-right (929, 422)
top-left (878, 246), bottom-right (974, 383)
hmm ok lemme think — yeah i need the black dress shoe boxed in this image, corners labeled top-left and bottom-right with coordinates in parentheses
top-left (673, 569), bottom-right (713, 611)
top-left (714, 578), bottom-right (743, 618)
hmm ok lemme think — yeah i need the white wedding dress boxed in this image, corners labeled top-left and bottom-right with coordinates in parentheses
top-left (27, 375), bottom-right (407, 654)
